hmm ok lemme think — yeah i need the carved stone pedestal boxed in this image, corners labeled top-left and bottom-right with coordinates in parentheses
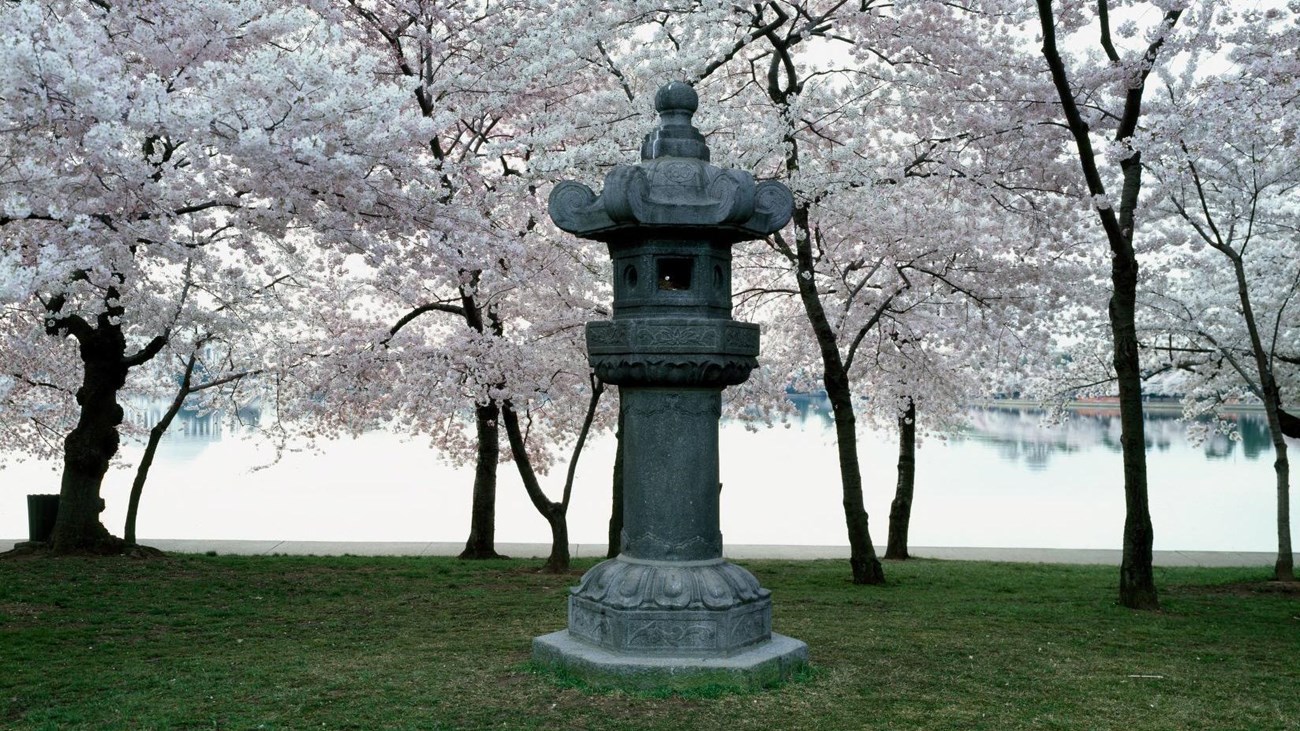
top-left (532, 385), bottom-right (808, 688)
top-left (568, 558), bottom-right (770, 655)
top-left (532, 378), bottom-right (808, 689)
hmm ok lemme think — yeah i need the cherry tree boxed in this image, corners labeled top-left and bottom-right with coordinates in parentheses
top-left (0, 0), bottom-right (418, 552)
top-left (577, 1), bottom-right (1070, 583)
top-left (1031, 0), bottom-right (1209, 609)
top-left (119, 268), bottom-right (305, 545)
top-left (1141, 7), bottom-right (1300, 581)
top-left (277, 0), bottom-right (630, 569)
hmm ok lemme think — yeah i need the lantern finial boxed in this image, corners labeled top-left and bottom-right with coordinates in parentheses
top-left (642, 81), bottom-right (708, 161)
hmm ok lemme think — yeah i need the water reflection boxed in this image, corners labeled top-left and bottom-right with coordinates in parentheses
top-left (122, 401), bottom-right (263, 460)
top-left (128, 397), bottom-right (1271, 474)
top-left (958, 406), bottom-right (1271, 471)
top-left (1, 398), bottom-right (1282, 551)
top-left (785, 395), bottom-right (1272, 471)
top-left (787, 393), bottom-right (834, 425)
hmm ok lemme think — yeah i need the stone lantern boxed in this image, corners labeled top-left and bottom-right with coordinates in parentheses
top-left (533, 81), bottom-right (807, 689)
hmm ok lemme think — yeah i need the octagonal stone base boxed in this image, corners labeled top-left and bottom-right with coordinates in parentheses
top-left (567, 557), bottom-right (773, 655)
top-left (532, 630), bottom-right (808, 692)
top-left (533, 556), bottom-right (808, 691)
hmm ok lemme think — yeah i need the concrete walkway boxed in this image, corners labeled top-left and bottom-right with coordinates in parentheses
top-left (3, 539), bottom-right (1286, 567)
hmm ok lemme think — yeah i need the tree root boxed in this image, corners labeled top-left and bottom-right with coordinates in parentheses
top-left (0, 539), bottom-right (167, 560)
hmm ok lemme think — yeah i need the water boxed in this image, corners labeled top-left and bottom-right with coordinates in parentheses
top-left (0, 404), bottom-right (1284, 552)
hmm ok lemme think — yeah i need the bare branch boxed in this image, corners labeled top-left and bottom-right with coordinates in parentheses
top-left (595, 40), bottom-right (635, 103)
top-left (1036, 0), bottom-right (1125, 244)
top-left (8, 373), bottom-right (73, 395)
top-left (188, 368), bottom-right (261, 393)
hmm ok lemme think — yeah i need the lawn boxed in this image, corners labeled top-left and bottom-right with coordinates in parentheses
top-left (1, 553), bottom-right (1296, 730)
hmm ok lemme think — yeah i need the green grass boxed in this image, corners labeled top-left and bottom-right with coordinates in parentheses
top-left (1, 554), bottom-right (1296, 730)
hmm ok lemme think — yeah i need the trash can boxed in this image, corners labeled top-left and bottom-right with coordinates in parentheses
top-left (27, 494), bottom-right (60, 543)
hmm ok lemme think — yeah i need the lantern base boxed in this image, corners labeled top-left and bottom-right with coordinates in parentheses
top-left (531, 630), bottom-right (808, 692)
top-left (567, 556), bottom-right (774, 654)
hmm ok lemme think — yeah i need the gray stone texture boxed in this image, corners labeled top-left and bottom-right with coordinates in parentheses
top-left (538, 80), bottom-right (806, 690)
top-left (586, 319), bottom-right (758, 387)
top-left (619, 388), bottom-right (722, 561)
top-left (547, 82), bottom-right (793, 244)
top-left (532, 630), bottom-right (808, 692)
top-left (567, 557), bottom-right (772, 656)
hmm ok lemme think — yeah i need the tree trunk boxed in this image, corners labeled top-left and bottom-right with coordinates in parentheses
top-left (124, 353), bottom-right (200, 545)
top-left (607, 397), bottom-right (624, 559)
top-left (829, 392), bottom-right (884, 584)
top-left (1037, 1), bottom-right (1177, 609)
top-left (124, 414), bottom-right (173, 546)
top-left (752, 31), bottom-right (883, 584)
top-left (1113, 157), bottom-right (1158, 611)
top-left (885, 398), bottom-right (916, 560)
top-left (1111, 260), bottom-right (1159, 609)
top-left (1268, 419), bottom-right (1294, 581)
top-left (52, 335), bottom-right (130, 553)
top-left (499, 401), bottom-right (570, 573)
top-left (1226, 257), bottom-right (1295, 581)
top-left (390, 299), bottom-right (504, 560)
top-left (788, 206), bottom-right (884, 585)
top-left (460, 402), bottom-right (504, 559)
top-left (544, 510), bottom-right (571, 574)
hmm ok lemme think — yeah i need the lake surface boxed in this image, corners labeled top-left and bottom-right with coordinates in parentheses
top-left (0, 403), bottom-right (1285, 552)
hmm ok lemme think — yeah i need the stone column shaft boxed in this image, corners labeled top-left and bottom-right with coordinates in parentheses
top-left (620, 387), bottom-right (722, 562)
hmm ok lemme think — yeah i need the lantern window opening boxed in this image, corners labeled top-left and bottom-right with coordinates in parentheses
top-left (657, 258), bottom-right (693, 291)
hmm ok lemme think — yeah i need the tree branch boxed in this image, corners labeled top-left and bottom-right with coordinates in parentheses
top-left (561, 375), bottom-right (605, 512)
top-left (8, 373), bottom-right (73, 395)
top-left (123, 335), bottom-right (169, 368)
top-left (1036, 0), bottom-right (1125, 243)
top-left (500, 399), bottom-right (560, 516)
top-left (1097, 0), bottom-right (1121, 63)
top-left (1115, 8), bottom-right (1181, 142)
top-left (595, 40), bottom-right (635, 102)
top-left (845, 289), bottom-right (901, 373)
top-left (189, 368), bottom-right (261, 393)
top-left (383, 301), bottom-right (468, 345)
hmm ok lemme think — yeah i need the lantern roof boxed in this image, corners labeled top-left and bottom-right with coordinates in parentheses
top-left (548, 81), bottom-right (793, 243)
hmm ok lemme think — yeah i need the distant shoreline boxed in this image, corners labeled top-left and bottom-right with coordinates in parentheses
top-left (970, 398), bottom-right (1266, 414)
